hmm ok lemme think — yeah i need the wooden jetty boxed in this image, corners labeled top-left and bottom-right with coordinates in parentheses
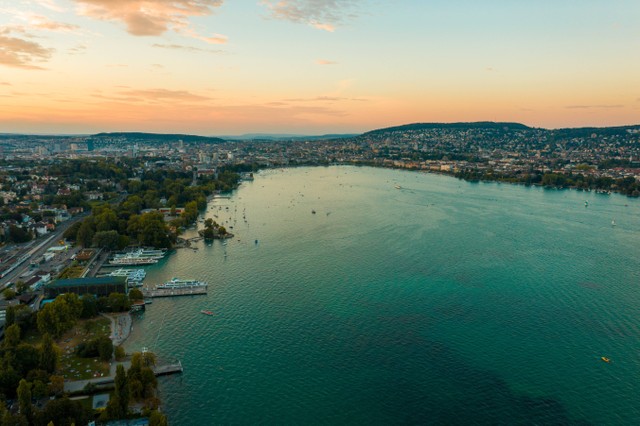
top-left (143, 287), bottom-right (207, 298)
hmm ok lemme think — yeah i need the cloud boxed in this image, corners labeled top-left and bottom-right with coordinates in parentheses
top-left (0, 34), bottom-right (53, 69)
top-left (565, 105), bottom-right (623, 109)
top-left (93, 88), bottom-right (212, 103)
top-left (0, 82), bottom-right (12, 86)
top-left (27, 13), bottom-right (79, 32)
top-left (261, 0), bottom-right (361, 32)
top-left (152, 43), bottom-right (224, 53)
top-left (73, 0), bottom-right (226, 43)
top-left (34, 0), bottom-right (65, 12)
top-left (284, 96), bottom-right (366, 102)
top-left (316, 59), bottom-right (337, 65)
top-left (67, 44), bottom-right (87, 55)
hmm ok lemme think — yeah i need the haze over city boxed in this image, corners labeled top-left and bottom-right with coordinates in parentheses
top-left (1, 0), bottom-right (639, 135)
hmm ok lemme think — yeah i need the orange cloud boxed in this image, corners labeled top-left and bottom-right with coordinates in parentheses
top-left (92, 88), bottom-right (212, 104)
top-left (74, 0), bottom-right (226, 43)
top-left (261, 0), bottom-right (360, 32)
top-left (316, 59), bottom-right (337, 65)
top-left (0, 33), bottom-right (53, 69)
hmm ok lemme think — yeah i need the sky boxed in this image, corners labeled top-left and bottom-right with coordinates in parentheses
top-left (0, 0), bottom-right (639, 135)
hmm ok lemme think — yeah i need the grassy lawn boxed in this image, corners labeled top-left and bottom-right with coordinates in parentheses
top-left (57, 317), bottom-right (112, 381)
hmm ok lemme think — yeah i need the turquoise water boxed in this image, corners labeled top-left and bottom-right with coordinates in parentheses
top-left (125, 166), bottom-right (640, 425)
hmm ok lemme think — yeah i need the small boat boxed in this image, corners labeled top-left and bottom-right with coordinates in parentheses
top-left (611, 219), bottom-right (616, 227)
top-left (201, 310), bottom-right (214, 316)
top-left (584, 200), bottom-right (589, 207)
top-left (601, 356), bottom-right (611, 363)
top-left (395, 184), bottom-right (402, 190)
top-left (311, 210), bottom-right (316, 214)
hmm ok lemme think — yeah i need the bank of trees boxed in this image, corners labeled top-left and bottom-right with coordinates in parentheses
top-left (66, 166), bottom-right (240, 249)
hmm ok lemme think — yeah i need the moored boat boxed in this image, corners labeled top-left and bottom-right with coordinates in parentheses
top-left (155, 277), bottom-right (208, 290)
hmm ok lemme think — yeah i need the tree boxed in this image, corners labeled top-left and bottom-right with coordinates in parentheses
top-left (128, 288), bottom-right (143, 301)
top-left (114, 345), bottom-right (126, 361)
top-left (106, 292), bottom-right (130, 312)
top-left (15, 280), bottom-right (29, 294)
top-left (37, 293), bottom-right (83, 337)
top-left (39, 334), bottom-right (59, 373)
top-left (14, 344), bottom-right (40, 376)
top-left (97, 336), bottom-right (114, 362)
top-left (5, 305), bottom-right (16, 326)
top-left (62, 221), bottom-right (82, 241)
top-left (76, 219), bottom-right (94, 248)
top-left (17, 379), bottom-right (33, 422)
top-left (92, 230), bottom-right (121, 250)
top-left (107, 365), bottom-right (129, 419)
top-left (3, 288), bottom-right (16, 300)
top-left (3, 323), bottom-right (21, 349)
top-left (149, 410), bottom-right (169, 426)
top-left (80, 294), bottom-right (98, 318)
top-left (48, 375), bottom-right (65, 397)
top-left (8, 225), bottom-right (31, 243)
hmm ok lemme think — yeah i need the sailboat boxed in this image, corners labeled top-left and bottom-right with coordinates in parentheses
top-left (611, 219), bottom-right (616, 227)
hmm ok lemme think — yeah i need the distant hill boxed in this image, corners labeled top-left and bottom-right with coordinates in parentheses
top-left (549, 125), bottom-right (640, 138)
top-left (221, 133), bottom-right (358, 141)
top-left (364, 122), bottom-right (532, 136)
top-left (91, 132), bottom-right (226, 144)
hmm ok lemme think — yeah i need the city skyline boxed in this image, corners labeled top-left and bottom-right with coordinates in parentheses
top-left (1, 0), bottom-right (639, 135)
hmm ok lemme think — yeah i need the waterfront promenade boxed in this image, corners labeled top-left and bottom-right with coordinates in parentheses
top-left (102, 312), bottom-right (132, 346)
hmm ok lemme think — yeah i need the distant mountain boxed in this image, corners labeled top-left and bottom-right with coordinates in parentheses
top-left (91, 132), bottom-right (226, 144)
top-left (364, 122), bottom-right (532, 136)
top-left (220, 133), bottom-right (359, 141)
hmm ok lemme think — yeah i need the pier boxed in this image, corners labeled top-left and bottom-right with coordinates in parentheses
top-left (64, 361), bottom-right (183, 394)
top-left (154, 361), bottom-right (183, 376)
top-left (143, 287), bottom-right (208, 298)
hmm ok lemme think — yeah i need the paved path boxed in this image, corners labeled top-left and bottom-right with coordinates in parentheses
top-left (101, 312), bottom-right (132, 346)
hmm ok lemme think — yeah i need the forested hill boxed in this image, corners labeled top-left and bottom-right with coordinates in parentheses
top-left (91, 132), bottom-right (226, 144)
top-left (363, 122), bottom-right (532, 136)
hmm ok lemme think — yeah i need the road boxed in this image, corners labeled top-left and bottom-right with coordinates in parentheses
top-left (0, 212), bottom-right (88, 291)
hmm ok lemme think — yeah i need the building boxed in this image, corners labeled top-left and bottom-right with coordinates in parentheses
top-left (45, 276), bottom-right (127, 298)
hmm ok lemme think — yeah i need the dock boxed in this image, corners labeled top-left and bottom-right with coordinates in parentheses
top-left (154, 361), bottom-right (183, 376)
top-left (143, 287), bottom-right (207, 298)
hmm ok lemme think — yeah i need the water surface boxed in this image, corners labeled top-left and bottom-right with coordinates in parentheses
top-left (126, 166), bottom-right (640, 425)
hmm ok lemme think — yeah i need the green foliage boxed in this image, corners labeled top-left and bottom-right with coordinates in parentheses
top-left (76, 219), bottom-right (94, 248)
top-left (35, 396), bottom-right (93, 426)
top-left (8, 225), bottom-right (32, 243)
top-left (105, 364), bottom-right (129, 420)
top-left (149, 410), bottom-right (169, 426)
top-left (75, 335), bottom-right (113, 362)
top-left (39, 334), bottom-right (59, 374)
top-left (36, 294), bottom-right (83, 337)
top-left (128, 288), bottom-right (143, 301)
top-left (62, 221), bottom-right (82, 241)
top-left (2, 288), bottom-right (16, 300)
top-left (114, 345), bottom-right (126, 361)
top-left (80, 294), bottom-right (98, 319)
top-left (102, 292), bottom-right (131, 312)
top-left (4, 305), bottom-right (16, 326)
top-left (14, 344), bottom-right (40, 377)
top-left (17, 379), bottom-right (33, 422)
top-left (3, 323), bottom-right (21, 349)
top-left (92, 230), bottom-right (121, 250)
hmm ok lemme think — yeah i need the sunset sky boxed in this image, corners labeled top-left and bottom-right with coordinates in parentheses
top-left (1, 0), bottom-right (639, 135)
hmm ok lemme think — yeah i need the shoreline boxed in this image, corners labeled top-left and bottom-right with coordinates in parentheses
top-left (102, 312), bottom-right (132, 346)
